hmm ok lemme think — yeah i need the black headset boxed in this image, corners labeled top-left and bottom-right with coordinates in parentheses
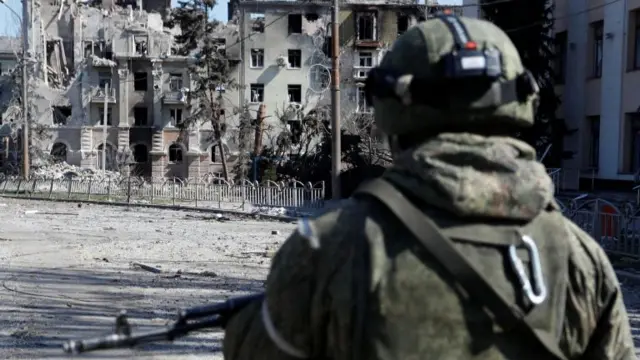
top-left (364, 10), bottom-right (539, 110)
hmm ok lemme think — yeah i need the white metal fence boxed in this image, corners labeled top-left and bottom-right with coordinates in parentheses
top-left (0, 176), bottom-right (326, 212)
top-left (4, 174), bottom-right (640, 258)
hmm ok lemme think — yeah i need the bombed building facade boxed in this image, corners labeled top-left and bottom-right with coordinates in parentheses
top-left (0, 0), bottom-right (459, 180)
top-left (229, 0), bottom-right (459, 159)
top-left (0, 0), bottom-right (242, 179)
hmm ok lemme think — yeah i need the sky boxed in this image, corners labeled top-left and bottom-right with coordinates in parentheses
top-left (0, 0), bottom-right (463, 36)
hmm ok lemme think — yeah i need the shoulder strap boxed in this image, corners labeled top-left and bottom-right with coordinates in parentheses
top-left (354, 178), bottom-right (567, 360)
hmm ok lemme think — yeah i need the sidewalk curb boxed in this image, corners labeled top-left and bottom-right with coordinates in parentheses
top-left (0, 195), bottom-right (299, 223)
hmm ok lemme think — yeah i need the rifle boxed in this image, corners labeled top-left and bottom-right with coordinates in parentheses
top-left (62, 293), bottom-right (263, 354)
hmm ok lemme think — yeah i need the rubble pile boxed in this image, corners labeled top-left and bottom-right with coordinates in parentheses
top-left (32, 162), bottom-right (123, 182)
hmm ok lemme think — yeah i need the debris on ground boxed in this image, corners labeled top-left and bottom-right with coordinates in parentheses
top-left (31, 163), bottom-right (123, 182)
top-left (131, 262), bottom-right (163, 274)
top-left (184, 213), bottom-right (232, 222)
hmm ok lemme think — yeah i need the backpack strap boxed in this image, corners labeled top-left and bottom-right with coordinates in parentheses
top-left (354, 178), bottom-right (568, 360)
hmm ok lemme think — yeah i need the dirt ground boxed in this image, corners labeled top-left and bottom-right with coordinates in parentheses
top-left (0, 198), bottom-right (295, 359)
top-left (0, 197), bottom-right (638, 359)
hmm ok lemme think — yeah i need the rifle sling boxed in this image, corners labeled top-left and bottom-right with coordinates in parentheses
top-left (354, 178), bottom-right (567, 360)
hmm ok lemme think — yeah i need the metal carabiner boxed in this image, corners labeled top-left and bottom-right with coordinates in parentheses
top-left (508, 235), bottom-right (547, 305)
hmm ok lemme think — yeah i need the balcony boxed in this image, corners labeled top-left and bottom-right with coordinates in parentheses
top-left (163, 90), bottom-right (187, 104)
top-left (89, 86), bottom-right (117, 104)
top-left (353, 66), bottom-right (372, 82)
top-left (355, 38), bottom-right (382, 48)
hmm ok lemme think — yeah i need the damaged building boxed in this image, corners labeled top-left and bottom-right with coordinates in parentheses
top-left (3, 0), bottom-right (242, 179)
top-left (229, 0), bottom-right (460, 158)
top-left (1, 0), bottom-right (460, 180)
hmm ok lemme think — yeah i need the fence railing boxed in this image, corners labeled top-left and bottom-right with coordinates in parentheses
top-left (5, 175), bottom-right (640, 258)
top-left (0, 176), bottom-right (325, 213)
top-left (558, 196), bottom-right (640, 258)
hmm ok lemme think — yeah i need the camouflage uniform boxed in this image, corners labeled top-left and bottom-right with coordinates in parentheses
top-left (223, 15), bottom-right (636, 360)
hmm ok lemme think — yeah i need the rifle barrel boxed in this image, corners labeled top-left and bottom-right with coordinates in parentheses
top-left (61, 293), bottom-right (263, 354)
top-left (179, 293), bottom-right (264, 321)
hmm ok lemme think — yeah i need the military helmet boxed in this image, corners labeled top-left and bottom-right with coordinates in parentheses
top-left (365, 12), bottom-right (539, 137)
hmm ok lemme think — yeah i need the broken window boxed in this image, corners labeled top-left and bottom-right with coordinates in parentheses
top-left (250, 84), bottom-right (264, 103)
top-left (134, 72), bottom-right (147, 91)
top-left (211, 145), bottom-right (220, 163)
top-left (169, 74), bottom-right (183, 91)
top-left (287, 49), bottom-right (301, 68)
top-left (356, 87), bottom-right (372, 113)
top-left (88, 41), bottom-right (113, 59)
top-left (287, 84), bottom-right (302, 103)
top-left (52, 106), bottom-right (71, 125)
top-left (98, 71), bottom-right (112, 89)
top-left (357, 12), bottom-right (377, 41)
top-left (323, 36), bottom-right (332, 58)
top-left (132, 144), bottom-right (148, 163)
top-left (103, 42), bottom-right (113, 59)
top-left (288, 120), bottom-right (302, 144)
top-left (397, 14), bottom-right (409, 35)
top-left (134, 36), bottom-right (148, 56)
top-left (168, 143), bottom-right (183, 163)
top-left (84, 41), bottom-right (93, 58)
top-left (288, 14), bottom-right (302, 34)
top-left (170, 108), bottom-right (183, 126)
top-left (97, 106), bottom-right (113, 125)
top-left (358, 52), bottom-right (373, 67)
top-left (305, 13), bottom-right (319, 21)
top-left (249, 13), bottom-right (265, 33)
top-left (250, 49), bottom-right (264, 68)
top-left (50, 142), bottom-right (67, 163)
top-left (133, 106), bottom-right (148, 126)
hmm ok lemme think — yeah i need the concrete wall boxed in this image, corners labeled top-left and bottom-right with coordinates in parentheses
top-left (239, 7), bottom-right (329, 149)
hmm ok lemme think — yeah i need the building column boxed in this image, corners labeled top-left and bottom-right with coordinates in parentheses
top-left (151, 59), bottom-right (164, 128)
top-left (118, 68), bottom-right (129, 126)
top-left (598, 0), bottom-right (627, 178)
top-left (562, 0), bottom-right (589, 189)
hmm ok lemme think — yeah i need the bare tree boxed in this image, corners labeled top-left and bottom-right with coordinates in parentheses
top-left (170, 0), bottom-right (238, 181)
top-left (268, 102), bottom-right (329, 163)
top-left (341, 111), bottom-right (391, 167)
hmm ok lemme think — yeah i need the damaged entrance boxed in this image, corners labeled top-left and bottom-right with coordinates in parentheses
top-left (50, 142), bottom-right (68, 163)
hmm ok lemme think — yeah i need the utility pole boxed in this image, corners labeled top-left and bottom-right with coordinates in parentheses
top-left (330, 0), bottom-right (341, 199)
top-left (21, 0), bottom-right (30, 180)
top-left (102, 83), bottom-right (108, 171)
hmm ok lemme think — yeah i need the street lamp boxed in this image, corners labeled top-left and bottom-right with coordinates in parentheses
top-left (0, 0), bottom-right (30, 180)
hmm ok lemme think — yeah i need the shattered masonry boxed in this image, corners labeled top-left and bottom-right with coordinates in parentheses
top-left (0, 0), bottom-right (242, 179)
top-left (0, 0), bottom-right (460, 180)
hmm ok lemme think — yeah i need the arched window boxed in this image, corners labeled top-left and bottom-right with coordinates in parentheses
top-left (168, 144), bottom-right (183, 163)
top-left (132, 144), bottom-right (148, 163)
top-left (50, 142), bottom-right (67, 163)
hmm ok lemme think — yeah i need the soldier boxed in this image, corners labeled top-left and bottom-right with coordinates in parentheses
top-left (223, 14), bottom-right (636, 360)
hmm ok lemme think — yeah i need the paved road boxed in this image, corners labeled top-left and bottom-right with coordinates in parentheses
top-left (0, 198), bottom-right (638, 359)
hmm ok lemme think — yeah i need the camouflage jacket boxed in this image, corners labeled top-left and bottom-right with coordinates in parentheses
top-left (223, 134), bottom-right (636, 360)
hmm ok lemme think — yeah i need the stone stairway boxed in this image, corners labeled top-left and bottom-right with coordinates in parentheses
top-left (151, 130), bottom-right (163, 153)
